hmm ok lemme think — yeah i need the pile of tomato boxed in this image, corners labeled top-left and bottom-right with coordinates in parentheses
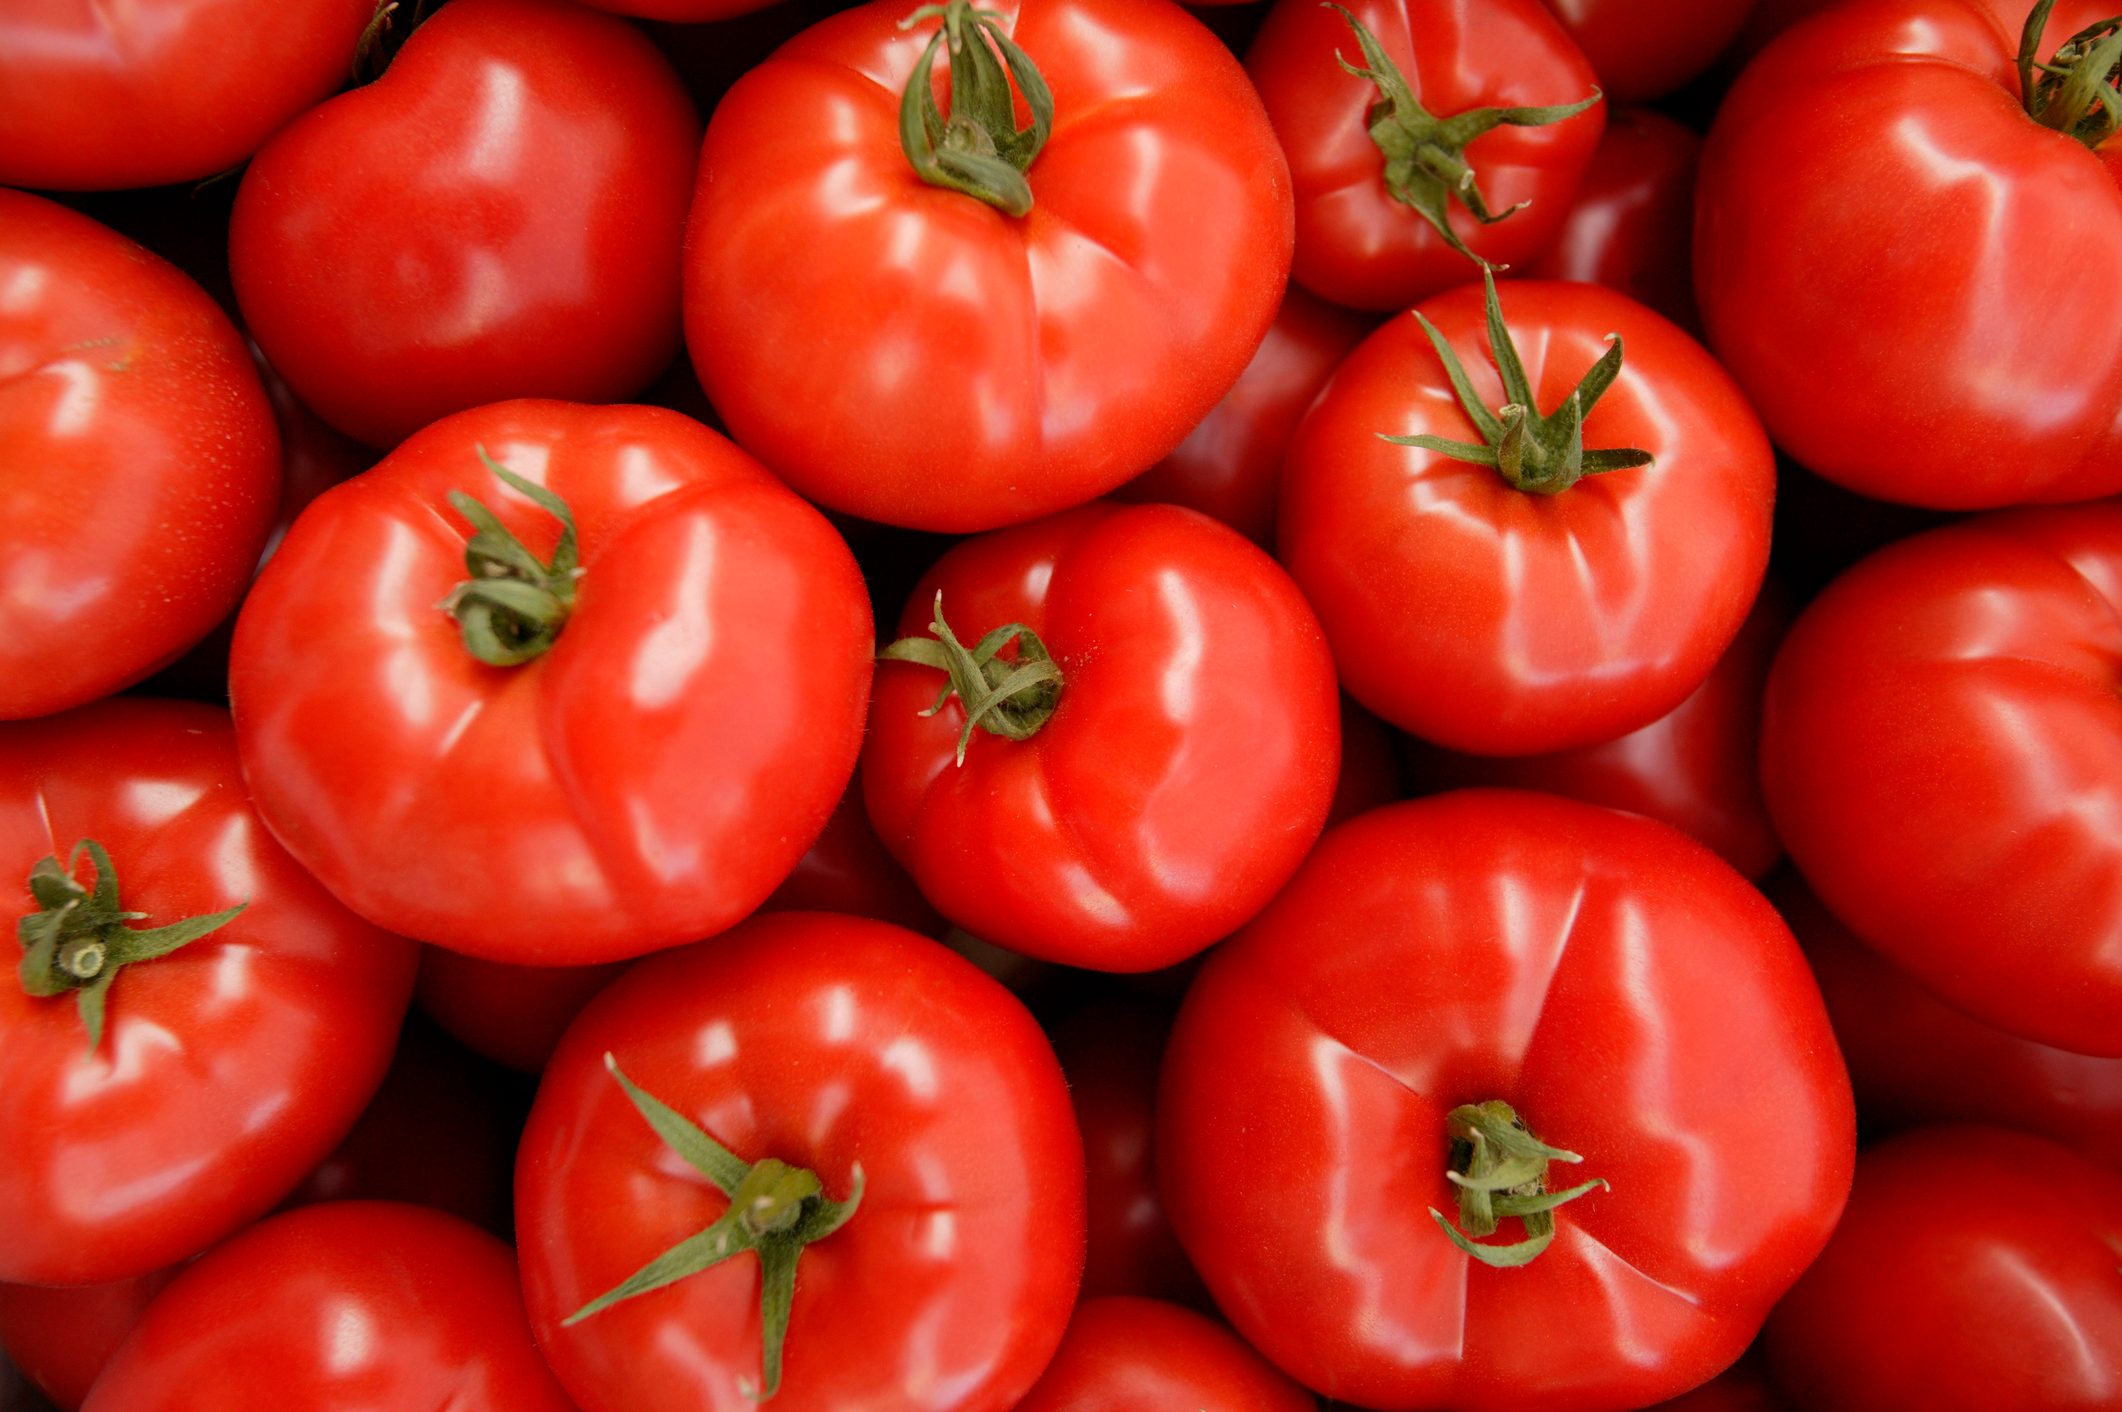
top-left (4, 0), bottom-right (2121, 1408)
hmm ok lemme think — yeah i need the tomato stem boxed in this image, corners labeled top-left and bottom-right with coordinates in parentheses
top-left (436, 446), bottom-right (583, 668)
top-left (1428, 1099), bottom-right (1607, 1268)
top-left (878, 592), bottom-right (1064, 765)
top-left (897, 1), bottom-right (1055, 216)
top-left (2018, 0), bottom-right (2122, 147)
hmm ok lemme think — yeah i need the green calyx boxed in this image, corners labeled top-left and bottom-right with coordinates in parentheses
top-left (2018, 0), bottom-right (2122, 147)
top-left (1381, 268), bottom-right (1652, 495)
top-left (16, 840), bottom-right (247, 1052)
top-left (564, 1056), bottom-right (865, 1401)
top-left (878, 593), bottom-right (1063, 766)
top-left (1326, 3), bottom-right (1600, 269)
top-left (437, 446), bottom-right (582, 668)
top-left (898, 1), bottom-right (1055, 217)
top-left (1427, 1099), bottom-right (1608, 1268)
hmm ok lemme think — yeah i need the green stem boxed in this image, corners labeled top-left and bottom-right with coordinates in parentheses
top-left (436, 446), bottom-right (582, 668)
top-left (878, 593), bottom-right (1063, 765)
top-left (898, 1), bottom-right (1055, 216)
top-left (2020, 0), bottom-right (2122, 147)
top-left (1427, 1099), bottom-right (1607, 1268)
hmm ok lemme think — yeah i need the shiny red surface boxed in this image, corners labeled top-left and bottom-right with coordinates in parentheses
top-left (1528, 105), bottom-right (1703, 330)
top-left (1015, 1297), bottom-right (1315, 1411)
top-left (0, 1270), bottom-right (172, 1410)
top-left (415, 949), bottom-right (626, 1075)
top-left (1540, 0), bottom-right (1757, 101)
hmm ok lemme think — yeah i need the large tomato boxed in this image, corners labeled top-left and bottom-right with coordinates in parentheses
top-left (231, 400), bottom-right (872, 965)
top-left (1015, 1297), bottom-right (1315, 1411)
top-left (1528, 105), bottom-right (1703, 330)
top-left (1539, 0), bottom-right (1759, 101)
top-left (686, 0), bottom-right (1292, 531)
top-left (231, 0), bottom-right (700, 448)
top-left (517, 913), bottom-right (1083, 1412)
top-left (1279, 275), bottom-right (1773, 756)
top-left (0, 700), bottom-right (417, 1287)
top-left (1697, 0), bottom-right (2122, 507)
top-left (0, 191), bottom-right (280, 721)
top-left (1158, 792), bottom-right (1853, 1409)
top-left (863, 501), bottom-right (1340, 971)
top-left (1760, 503), bottom-right (2122, 1056)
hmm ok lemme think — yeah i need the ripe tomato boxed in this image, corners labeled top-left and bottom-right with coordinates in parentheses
top-left (83, 1202), bottom-right (574, 1412)
top-left (1015, 1297), bottom-right (1315, 1411)
top-left (231, 0), bottom-right (700, 448)
top-left (686, 0), bottom-right (1293, 531)
top-left (0, 191), bottom-right (280, 721)
top-left (0, 700), bottom-right (417, 1287)
top-left (760, 767), bottom-right (942, 936)
top-left (231, 400), bottom-right (873, 965)
top-left (1697, 0), bottom-right (2122, 507)
top-left (1325, 696), bottom-right (1403, 826)
top-left (0, 1270), bottom-right (173, 1411)
top-left (1760, 503), bottom-right (2122, 1056)
top-left (415, 948), bottom-right (628, 1074)
top-left (1761, 1126), bottom-right (2122, 1411)
top-left (1280, 275), bottom-right (1773, 756)
top-left (1539, 0), bottom-right (1758, 101)
top-left (1159, 792), bottom-right (1853, 1409)
top-left (1528, 105), bottom-right (1703, 330)
top-left (863, 502), bottom-right (1340, 971)
top-left (517, 913), bottom-right (1083, 1412)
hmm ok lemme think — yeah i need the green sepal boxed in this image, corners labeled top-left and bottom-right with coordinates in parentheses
top-left (898, 1), bottom-right (1055, 216)
top-left (2020, 0), bottom-right (2122, 146)
top-left (1429, 1099), bottom-right (1606, 1269)
top-left (878, 593), bottom-right (1064, 765)
top-left (437, 446), bottom-right (583, 668)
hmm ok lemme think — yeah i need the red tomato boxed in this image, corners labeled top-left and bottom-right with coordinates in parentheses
top-left (1279, 276), bottom-right (1773, 756)
top-left (1527, 105), bottom-right (1703, 330)
top-left (1325, 696), bottom-right (1403, 827)
top-left (863, 502), bottom-right (1340, 971)
top-left (0, 700), bottom-right (417, 1287)
top-left (1158, 792), bottom-right (1854, 1409)
top-left (0, 1271), bottom-right (173, 1411)
top-left (1113, 287), bottom-right (1373, 547)
top-left (230, 0), bottom-right (700, 448)
top-left (1539, 0), bottom-right (1758, 101)
top-left (517, 913), bottom-right (1083, 1412)
top-left (0, 191), bottom-right (280, 721)
top-left (1247, 0), bottom-right (1604, 312)
top-left (0, 0), bottom-right (372, 190)
top-left (1015, 1297), bottom-right (1315, 1411)
top-left (1760, 504), bottom-right (2122, 1056)
top-left (582, 0), bottom-right (777, 14)
top-left (686, 0), bottom-right (1293, 531)
top-left (83, 1202), bottom-right (574, 1412)
top-left (416, 948), bottom-right (627, 1074)
top-left (1697, 0), bottom-right (2122, 508)
top-left (1653, 1353), bottom-right (1789, 1411)
top-left (1761, 1126), bottom-right (2122, 1411)
top-left (1406, 582), bottom-right (1788, 877)
top-left (760, 767), bottom-right (942, 935)
top-left (231, 400), bottom-right (873, 965)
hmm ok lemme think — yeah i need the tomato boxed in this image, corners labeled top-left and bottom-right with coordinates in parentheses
top-left (863, 501), bottom-right (1340, 971)
top-left (1015, 1297), bottom-right (1315, 1411)
top-left (1325, 696), bottom-right (1403, 826)
top-left (1279, 275), bottom-right (1773, 756)
top-left (0, 0), bottom-right (372, 190)
top-left (1697, 0), bottom-right (2122, 508)
top-left (1247, 0), bottom-right (1603, 312)
top-left (0, 191), bottom-right (280, 721)
top-left (1761, 1126), bottom-right (2122, 1411)
top-left (1761, 504), bottom-right (2122, 1056)
top-left (517, 912), bottom-right (1083, 1412)
top-left (230, 0), bottom-right (700, 448)
top-left (415, 948), bottom-right (628, 1074)
top-left (760, 767), bottom-right (942, 935)
top-left (1406, 582), bottom-right (1787, 877)
top-left (1158, 792), bottom-right (1854, 1409)
top-left (1527, 105), bottom-right (1703, 331)
top-left (231, 400), bottom-right (873, 965)
top-left (1539, 0), bottom-right (1758, 101)
top-left (0, 1271), bottom-right (173, 1411)
top-left (0, 700), bottom-right (417, 1287)
top-left (1653, 1353), bottom-right (1789, 1411)
top-left (581, 0), bottom-right (777, 15)
top-left (82, 1202), bottom-right (573, 1412)
top-left (686, 0), bottom-right (1292, 532)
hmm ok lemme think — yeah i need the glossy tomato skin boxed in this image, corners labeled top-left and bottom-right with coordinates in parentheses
top-left (83, 1202), bottom-right (574, 1412)
top-left (1697, 0), bottom-right (2122, 508)
top-left (1540, 0), bottom-right (1757, 101)
top-left (1015, 1297), bottom-right (1315, 1412)
top-left (1760, 504), bottom-right (2122, 1056)
top-left (1247, 0), bottom-right (1603, 312)
top-left (0, 0), bottom-right (373, 190)
top-left (1280, 280), bottom-right (1773, 756)
top-left (232, 400), bottom-right (873, 965)
top-left (1528, 105), bottom-right (1703, 330)
top-left (231, 0), bottom-right (700, 448)
top-left (0, 1271), bottom-right (173, 1411)
top-left (1159, 792), bottom-right (1854, 1409)
top-left (0, 192), bottom-right (280, 720)
top-left (687, 0), bottom-right (1293, 532)
top-left (0, 700), bottom-right (417, 1287)
top-left (1761, 1126), bottom-right (2122, 1412)
top-left (518, 913), bottom-right (1084, 1412)
top-left (864, 502), bottom-right (1340, 970)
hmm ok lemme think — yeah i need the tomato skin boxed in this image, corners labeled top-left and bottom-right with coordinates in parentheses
top-left (518, 913), bottom-right (1084, 1412)
top-left (0, 1271), bottom-right (173, 1411)
top-left (1247, 0), bottom-right (1603, 312)
top-left (863, 502), bottom-right (1340, 971)
top-left (1158, 792), bottom-right (1853, 1410)
top-left (1528, 106), bottom-right (1703, 331)
top-left (1761, 1126), bottom-right (2122, 1412)
top-left (82, 1202), bottom-right (573, 1412)
top-left (686, 0), bottom-right (1292, 532)
top-left (1540, 0), bottom-right (1757, 101)
top-left (0, 191), bottom-right (280, 720)
top-left (231, 400), bottom-right (873, 965)
top-left (231, 0), bottom-right (700, 449)
top-left (415, 949), bottom-right (627, 1074)
top-left (761, 767), bottom-right (942, 936)
top-left (580, 0), bottom-right (776, 15)
top-left (0, 700), bottom-right (417, 1287)
top-left (1279, 279), bottom-right (1773, 756)
top-left (1697, 0), bottom-right (2122, 508)
top-left (1760, 504), bottom-right (2122, 1056)
top-left (1014, 1297), bottom-right (1315, 1412)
